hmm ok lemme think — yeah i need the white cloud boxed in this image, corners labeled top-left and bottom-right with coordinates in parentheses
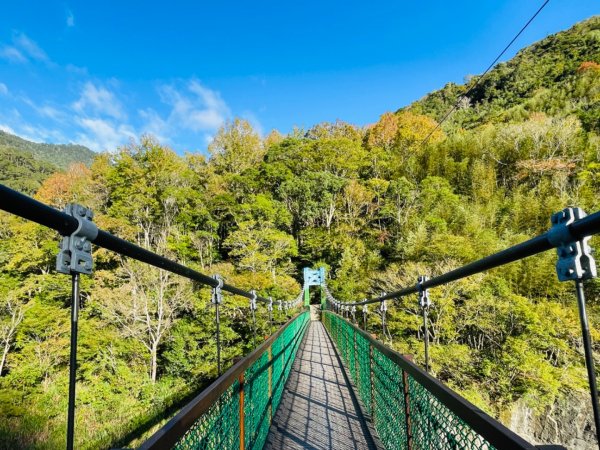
top-left (37, 105), bottom-right (63, 120)
top-left (0, 32), bottom-right (50, 64)
top-left (0, 68), bottom-right (248, 154)
top-left (13, 33), bottom-right (49, 62)
top-left (66, 64), bottom-right (88, 75)
top-left (18, 123), bottom-right (68, 143)
top-left (0, 117), bottom-right (69, 143)
top-left (138, 108), bottom-right (169, 142)
top-left (76, 118), bottom-right (136, 152)
top-left (22, 97), bottom-right (65, 120)
top-left (66, 9), bottom-right (75, 27)
top-left (0, 46), bottom-right (27, 63)
top-left (73, 82), bottom-right (125, 119)
top-left (0, 124), bottom-right (16, 134)
top-left (159, 80), bottom-right (230, 132)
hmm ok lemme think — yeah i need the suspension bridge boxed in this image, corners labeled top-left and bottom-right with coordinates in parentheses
top-left (1, 183), bottom-right (599, 450)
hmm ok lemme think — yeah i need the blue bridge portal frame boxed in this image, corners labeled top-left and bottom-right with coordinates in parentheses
top-left (302, 267), bottom-right (326, 307)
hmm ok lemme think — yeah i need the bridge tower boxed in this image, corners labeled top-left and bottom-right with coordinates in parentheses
top-left (302, 267), bottom-right (326, 308)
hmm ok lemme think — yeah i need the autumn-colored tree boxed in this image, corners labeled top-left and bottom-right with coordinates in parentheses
top-left (35, 162), bottom-right (92, 208)
top-left (366, 112), bottom-right (399, 151)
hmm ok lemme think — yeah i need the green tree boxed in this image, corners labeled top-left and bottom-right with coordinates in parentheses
top-left (209, 119), bottom-right (264, 175)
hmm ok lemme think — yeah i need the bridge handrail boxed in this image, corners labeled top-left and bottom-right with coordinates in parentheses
top-left (0, 184), bottom-right (273, 303)
top-left (0, 183), bottom-right (310, 448)
top-left (336, 209), bottom-right (600, 306)
top-left (323, 310), bottom-right (540, 450)
top-left (141, 311), bottom-right (310, 449)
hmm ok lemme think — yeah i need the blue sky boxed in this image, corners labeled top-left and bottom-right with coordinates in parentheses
top-left (0, 1), bottom-right (597, 153)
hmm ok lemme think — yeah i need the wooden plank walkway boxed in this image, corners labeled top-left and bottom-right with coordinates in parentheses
top-left (264, 320), bottom-right (381, 450)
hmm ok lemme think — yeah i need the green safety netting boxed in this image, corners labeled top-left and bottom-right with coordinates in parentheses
top-left (174, 311), bottom-right (310, 450)
top-left (322, 311), bottom-right (498, 450)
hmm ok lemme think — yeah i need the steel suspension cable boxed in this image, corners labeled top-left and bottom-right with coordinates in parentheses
top-left (335, 210), bottom-right (600, 307)
top-left (419, 0), bottom-right (551, 147)
top-left (0, 184), bottom-right (278, 304)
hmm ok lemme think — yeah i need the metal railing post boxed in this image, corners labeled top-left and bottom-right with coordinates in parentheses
top-left (67, 273), bottom-right (80, 450)
top-left (212, 275), bottom-right (224, 376)
top-left (418, 276), bottom-right (431, 373)
top-left (268, 297), bottom-right (273, 335)
top-left (277, 300), bottom-right (283, 325)
top-left (354, 323), bottom-right (358, 382)
top-left (575, 281), bottom-right (600, 446)
top-left (268, 345), bottom-right (273, 421)
top-left (55, 203), bottom-right (97, 450)
top-left (549, 207), bottom-right (599, 448)
top-left (369, 344), bottom-right (375, 416)
top-left (380, 300), bottom-right (388, 343)
top-left (402, 355), bottom-right (414, 450)
top-left (239, 373), bottom-right (245, 450)
top-left (363, 304), bottom-right (368, 332)
top-left (250, 290), bottom-right (257, 349)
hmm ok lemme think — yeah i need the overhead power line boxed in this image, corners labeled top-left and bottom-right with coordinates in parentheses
top-left (419, 0), bottom-right (551, 147)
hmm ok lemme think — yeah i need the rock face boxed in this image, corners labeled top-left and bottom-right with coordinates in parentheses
top-left (509, 392), bottom-right (596, 449)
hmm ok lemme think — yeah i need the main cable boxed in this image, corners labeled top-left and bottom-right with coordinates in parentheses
top-left (419, 0), bottom-right (551, 147)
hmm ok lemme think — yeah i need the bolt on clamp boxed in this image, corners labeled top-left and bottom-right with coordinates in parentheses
top-left (56, 204), bottom-right (98, 275)
top-left (548, 207), bottom-right (597, 282)
top-left (418, 275), bottom-right (431, 309)
top-left (380, 300), bottom-right (387, 313)
top-left (211, 275), bottom-right (223, 304)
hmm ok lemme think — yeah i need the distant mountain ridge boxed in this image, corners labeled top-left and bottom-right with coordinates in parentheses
top-left (0, 147), bottom-right (57, 195)
top-left (405, 15), bottom-right (600, 132)
top-left (0, 130), bottom-right (95, 170)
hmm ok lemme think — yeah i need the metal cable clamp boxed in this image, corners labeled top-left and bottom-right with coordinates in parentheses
top-left (548, 207), bottom-right (597, 281)
top-left (418, 275), bottom-right (431, 309)
top-left (211, 275), bottom-right (223, 304)
top-left (56, 203), bottom-right (98, 275)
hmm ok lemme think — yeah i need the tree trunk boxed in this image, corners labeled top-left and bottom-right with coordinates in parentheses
top-left (150, 342), bottom-right (158, 383)
top-left (0, 340), bottom-right (9, 376)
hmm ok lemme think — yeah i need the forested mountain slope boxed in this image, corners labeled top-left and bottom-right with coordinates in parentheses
top-left (0, 130), bottom-right (95, 169)
top-left (407, 15), bottom-right (600, 133)
top-left (0, 16), bottom-right (599, 450)
top-left (0, 147), bottom-right (57, 194)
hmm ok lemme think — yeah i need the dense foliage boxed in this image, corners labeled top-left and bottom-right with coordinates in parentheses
top-left (0, 131), bottom-right (95, 170)
top-left (0, 15), bottom-right (599, 450)
top-left (0, 147), bottom-right (57, 194)
top-left (408, 16), bottom-right (600, 133)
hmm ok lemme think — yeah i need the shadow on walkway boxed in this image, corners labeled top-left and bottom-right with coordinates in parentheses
top-left (264, 321), bottom-right (381, 450)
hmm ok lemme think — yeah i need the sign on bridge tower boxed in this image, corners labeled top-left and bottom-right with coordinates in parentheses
top-left (302, 267), bottom-right (326, 307)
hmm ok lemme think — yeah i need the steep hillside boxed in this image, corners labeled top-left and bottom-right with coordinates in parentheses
top-left (0, 147), bottom-right (57, 194)
top-left (0, 130), bottom-right (95, 169)
top-left (406, 16), bottom-right (600, 132)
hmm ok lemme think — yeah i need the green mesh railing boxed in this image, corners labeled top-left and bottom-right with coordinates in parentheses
top-left (322, 311), bottom-right (537, 450)
top-left (142, 311), bottom-right (310, 450)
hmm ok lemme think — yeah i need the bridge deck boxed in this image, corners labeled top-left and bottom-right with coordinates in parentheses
top-left (264, 320), bottom-right (381, 450)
